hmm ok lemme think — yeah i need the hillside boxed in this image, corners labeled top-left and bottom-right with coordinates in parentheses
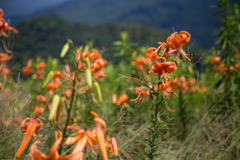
top-left (11, 15), bottom-right (172, 62)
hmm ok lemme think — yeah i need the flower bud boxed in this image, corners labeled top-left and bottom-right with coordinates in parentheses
top-left (94, 81), bottom-right (102, 104)
top-left (49, 94), bottom-right (60, 120)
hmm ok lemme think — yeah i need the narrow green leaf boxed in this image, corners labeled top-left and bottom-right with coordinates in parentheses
top-left (157, 124), bottom-right (167, 128)
top-left (147, 127), bottom-right (154, 133)
top-left (152, 133), bottom-right (160, 140)
top-left (149, 120), bottom-right (156, 125)
top-left (143, 151), bottom-right (152, 159)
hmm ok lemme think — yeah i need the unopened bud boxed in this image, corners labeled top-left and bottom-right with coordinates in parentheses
top-left (60, 42), bottom-right (69, 58)
top-left (49, 94), bottom-right (60, 120)
top-left (85, 69), bottom-right (92, 88)
top-left (94, 81), bottom-right (102, 104)
top-left (42, 70), bottom-right (54, 89)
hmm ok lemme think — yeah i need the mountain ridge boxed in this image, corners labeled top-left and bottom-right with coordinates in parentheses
top-left (9, 0), bottom-right (220, 48)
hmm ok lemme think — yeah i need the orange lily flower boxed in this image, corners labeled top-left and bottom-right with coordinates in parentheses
top-left (30, 131), bottom-right (83, 160)
top-left (65, 112), bottom-right (107, 148)
top-left (20, 117), bottom-right (42, 134)
top-left (131, 57), bottom-right (150, 66)
top-left (0, 9), bottom-right (18, 38)
top-left (65, 112), bottom-right (109, 159)
top-left (149, 61), bottom-right (177, 76)
top-left (32, 70), bottom-right (45, 79)
top-left (145, 47), bottom-right (161, 61)
top-left (2, 68), bottom-right (11, 76)
top-left (0, 82), bottom-right (2, 89)
top-left (218, 63), bottom-right (228, 73)
top-left (32, 105), bottom-right (44, 115)
top-left (53, 71), bottom-right (62, 80)
top-left (36, 62), bottom-right (47, 70)
top-left (46, 81), bottom-right (61, 91)
top-left (166, 31), bottom-right (191, 61)
top-left (22, 66), bottom-right (33, 76)
top-left (235, 64), bottom-right (240, 70)
top-left (78, 49), bottom-right (100, 61)
top-left (61, 89), bottom-right (72, 98)
top-left (0, 53), bottom-right (13, 63)
top-left (91, 58), bottom-right (108, 72)
top-left (93, 70), bottom-right (108, 79)
top-left (16, 117), bottom-right (42, 158)
top-left (157, 42), bottom-right (177, 59)
top-left (88, 49), bottom-right (100, 61)
top-left (105, 137), bottom-right (119, 156)
top-left (154, 77), bottom-right (172, 91)
top-left (117, 94), bottom-right (129, 105)
top-left (135, 86), bottom-right (149, 96)
top-left (210, 56), bottom-right (221, 65)
top-left (36, 95), bottom-right (49, 104)
top-left (22, 59), bottom-right (33, 76)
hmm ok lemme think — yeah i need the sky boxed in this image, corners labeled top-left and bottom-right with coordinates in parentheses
top-left (0, 0), bottom-right (66, 18)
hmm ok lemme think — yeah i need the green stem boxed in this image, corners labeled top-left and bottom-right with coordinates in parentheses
top-left (59, 63), bottom-right (77, 154)
top-left (149, 76), bottom-right (162, 159)
top-left (178, 88), bottom-right (186, 140)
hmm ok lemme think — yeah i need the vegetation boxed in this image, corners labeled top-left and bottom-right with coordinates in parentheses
top-left (0, 0), bottom-right (240, 159)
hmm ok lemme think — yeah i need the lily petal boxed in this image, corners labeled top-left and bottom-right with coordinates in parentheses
top-left (16, 118), bottom-right (38, 158)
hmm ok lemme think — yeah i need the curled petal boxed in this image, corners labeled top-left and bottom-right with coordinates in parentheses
top-left (16, 118), bottom-right (38, 158)
top-left (5, 26), bottom-right (19, 33)
top-left (90, 111), bottom-right (100, 119)
top-left (146, 47), bottom-right (160, 60)
top-left (0, 53), bottom-right (13, 62)
top-left (164, 49), bottom-right (176, 59)
top-left (30, 141), bottom-right (49, 159)
top-left (94, 118), bottom-right (107, 134)
top-left (65, 134), bottom-right (82, 145)
top-left (0, 9), bottom-right (4, 18)
top-left (179, 31), bottom-right (191, 47)
top-left (111, 137), bottom-right (119, 156)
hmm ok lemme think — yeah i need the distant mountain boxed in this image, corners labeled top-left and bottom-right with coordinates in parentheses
top-left (11, 15), bottom-right (173, 62)
top-left (31, 0), bottom-right (219, 48)
top-left (8, 0), bottom-right (220, 48)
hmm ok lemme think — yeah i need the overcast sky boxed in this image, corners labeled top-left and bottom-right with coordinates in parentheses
top-left (0, 0), bottom-right (66, 18)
